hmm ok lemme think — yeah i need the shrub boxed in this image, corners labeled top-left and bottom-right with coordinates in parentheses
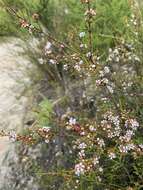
top-left (0, 0), bottom-right (143, 189)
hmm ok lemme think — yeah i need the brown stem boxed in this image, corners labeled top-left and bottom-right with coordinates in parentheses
top-left (87, 1), bottom-right (92, 52)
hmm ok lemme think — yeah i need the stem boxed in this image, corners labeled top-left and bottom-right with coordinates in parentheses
top-left (85, 1), bottom-right (95, 65)
top-left (87, 1), bottom-right (92, 52)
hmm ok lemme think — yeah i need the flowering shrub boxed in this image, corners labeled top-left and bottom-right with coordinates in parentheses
top-left (1, 0), bottom-right (143, 189)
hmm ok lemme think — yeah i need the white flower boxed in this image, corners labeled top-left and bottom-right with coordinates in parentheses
top-left (101, 120), bottom-right (107, 127)
top-left (93, 157), bottom-right (99, 165)
top-left (64, 8), bottom-right (69, 14)
top-left (107, 85), bottom-right (114, 94)
top-left (80, 131), bottom-right (85, 136)
top-left (119, 144), bottom-right (135, 153)
top-left (125, 119), bottom-right (139, 131)
top-left (49, 59), bottom-right (56, 64)
top-left (115, 57), bottom-right (119, 62)
top-left (112, 115), bottom-right (120, 127)
top-left (79, 32), bottom-right (85, 38)
top-left (45, 41), bottom-right (52, 54)
top-left (38, 58), bottom-right (44, 65)
top-left (101, 97), bottom-right (108, 103)
top-left (79, 60), bottom-right (83, 65)
top-left (114, 48), bottom-right (119, 55)
top-left (9, 131), bottom-right (17, 142)
top-left (108, 152), bottom-right (116, 159)
top-left (69, 117), bottom-right (76, 125)
top-left (78, 150), bottom-right (85, 158)
top-left (109, 48), bottom-right (112, 53)
top-left (102, 78), bottom-right (109, 84)
top-left (80, 44), bottom-right (84, 48)
top-left (130, 119), bottom-right (139, 130)
top-left (45, 41), bottom-right (52, 50)
top-left (45, 139), bottom-right (49, 143)
top-left (91, 64), bottom-right (96, 68)
top-left (80, 44), bottom-right (87, 48)
top-left (104, 66), bottom-right (110, 74)
top-left (97, 138), bottom-right (105, 148)
top-left (134, 56), bottom-right (140, 62)
top-left (97, 176), bottom-right (102, 182)
top-left (96, 79), bottom-right (102, 85)
top-left (63, 64), bottom-right (68, 70)
top-left (127, 143), bottom-right (135, 151)
top-left (89, 125), bottom-right (96, 132)
top-left (78, 142), bottom-right (87, 150)
top-left (86, 52), bottom-right (92, 58)
top-left (139, 144), bottom-right (143, 149)
top-left (99, 167), bottom-right (103, 172)
top-left (85, 8), bottom-right (96, 16)
top-left (75, 162), bottom-right (85, 176)
top-left (123, 130), bottom-right (134, 142)
top-left (74, 64), bottom-right (81, 71)
top-left (99, 71), bottom-right (104, 77)
top-left (42, 126), bottom-right (51, 133)
top-left (119, 145), bottom-right (128, 153)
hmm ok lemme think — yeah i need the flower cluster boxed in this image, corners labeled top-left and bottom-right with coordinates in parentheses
top-left (84, 8), bottom-right (96, 17)
top-left (96, 65), bottom-right (114, 94)
top-left (20, 19), bottom-right (34, 34)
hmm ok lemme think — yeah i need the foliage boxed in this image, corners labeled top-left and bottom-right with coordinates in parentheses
top-left (36, 99), bottom-right (53, 126)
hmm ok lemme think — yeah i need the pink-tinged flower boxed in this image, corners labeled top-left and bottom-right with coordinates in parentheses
top-left (119, 145), bottom-right (128, 153)
top-left (125, 119), bottom-right (139, 131)
top-left (42, 126), bottom-right (51, 133)
top-left (80, 131), bottom-right (85, 136)
top-left (78, 142), bottom-right (87, 150)
top-left (96, 79), bottom-right (102, 86)
top-left (20, 20), bottom-right (29, 28)
top-left (119, 143), bottom-right (135, 153)
top-left (89, 125), bottom-right (96, 132)
top-left (74, 64), bottom-right (81, 72)
top-left (60, 44), bottom-right (65, 48)
top-left (80, 44), bottom-right (87, 49)
top-left (73, 124), bottom-right (82, 133)
top-left (78, 150), bottom-right (85, 158)
top-left (75, 162), bottom-right (85, 176)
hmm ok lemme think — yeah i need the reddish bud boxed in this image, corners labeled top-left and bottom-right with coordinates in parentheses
top-left (73, 124), bottom-right (81, 133)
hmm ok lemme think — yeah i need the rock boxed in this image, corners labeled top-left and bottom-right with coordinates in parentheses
top-left (0, 37), bottom-right (38, 189)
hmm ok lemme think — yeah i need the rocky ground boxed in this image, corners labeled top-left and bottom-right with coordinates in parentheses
top-left (0, 38), bottom-right (38, 189)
